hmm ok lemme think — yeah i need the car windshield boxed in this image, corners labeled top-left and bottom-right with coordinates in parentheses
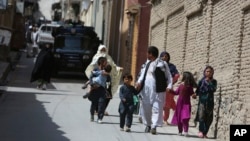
top-left (54, 36), bottom-right (91, 50)
top-left (41, 26), bottom-right (58, 33)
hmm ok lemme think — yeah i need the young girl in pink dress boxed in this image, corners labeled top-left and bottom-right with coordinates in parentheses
top-left (171, 71), bottom-right (197, 136)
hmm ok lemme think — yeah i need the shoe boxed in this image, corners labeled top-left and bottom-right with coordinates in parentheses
top-left (124, 126), bottom-right (131, 132)
top-left (183, 132), bottom-right (188, 137)
top-left (97, 119), bottom-right (102, 124)
top-left (83, 93), bottom-right (90, 99)
top-left (198, 132), bottom-right (204, 138)
top-left (178, 132), bottom-right (182, 136)
top-left (150, 128), bottom-right (157, 135)
top-left (82, 83), bottom-right (88, 89)
top-left (138, 117), bottom-right (142, 123)
top-left (204, 135), bottom-right (208, 138)
top-left (120, 128), bottom-right (124, 131)
top-left (42, 84), bottom-right (47, 90)
top-left (90, 115), bottom-right (94, 122)
top-left (36, 84), bottom-right (42, 89)
top-left (104, 111), bottom-right (109, 116)
top-left (145, 126), bottom-right (151, 133)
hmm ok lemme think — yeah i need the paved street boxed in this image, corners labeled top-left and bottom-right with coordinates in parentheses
top-left (0, 52), bottom-right (214, 141)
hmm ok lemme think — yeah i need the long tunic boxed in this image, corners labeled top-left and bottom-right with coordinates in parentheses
top-left (171, 84), bottom-right (194, 125)
top-left (118, 84), bottom-right (137, 114)
top-left (85, 45), bottom-right (122, 95)
top-left (164, 63), bottom-right (179, 110)
top-left (137, 58), bottom-right (172, 128)
top-left (30, 47), bottom-right (53, 83)
top-left (195, 78), bottom-right (217, 134)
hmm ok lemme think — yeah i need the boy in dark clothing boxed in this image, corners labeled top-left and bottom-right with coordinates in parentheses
top-left (118, 73), bottom-right (138, 132)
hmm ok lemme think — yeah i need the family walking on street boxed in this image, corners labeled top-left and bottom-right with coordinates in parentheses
top-left (83, 44), bottom-right (217, 138)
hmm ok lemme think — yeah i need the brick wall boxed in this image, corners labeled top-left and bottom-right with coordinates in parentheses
top-left (150, 0), bottom-right (250, 140)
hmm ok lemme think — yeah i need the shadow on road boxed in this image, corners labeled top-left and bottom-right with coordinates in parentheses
top-left (0, 91), bottom-right (70, 141)
top-left (0, 52), bottom-right (70, 141)
top-left (51, 72), bottom-right (88, 83)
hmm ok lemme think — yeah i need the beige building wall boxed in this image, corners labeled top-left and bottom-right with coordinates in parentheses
top-left (92, 0), bottom-right (104, 41)
top-left (130, 13), bottom-right (140, 81)
top-left (102, 0), bottom-right (112, 47)
top-left (80, 2), bottom-right (93, 26)
top-left (126, 0), bottom-right (151, 82)
top-left (81, 0), bottom-right (126, 68)
top-left (119, 1), bottom-right (130, 75)
top-left (149, 0), bottom-right (250, 141)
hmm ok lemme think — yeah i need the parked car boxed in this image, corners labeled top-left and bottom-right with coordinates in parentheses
top-left (51, 24), bottom-right (100, 76)
top-left (36, 23), bottom-right (61, 47)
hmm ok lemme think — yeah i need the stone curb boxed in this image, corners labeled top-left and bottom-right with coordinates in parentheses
top-left (0, 50), bottom-right (21, 90)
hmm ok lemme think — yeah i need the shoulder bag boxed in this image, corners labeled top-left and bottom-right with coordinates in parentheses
top-left (155, 61), bottom-right (167, 92)
top-left (136, 61), bottom-right (151, 94)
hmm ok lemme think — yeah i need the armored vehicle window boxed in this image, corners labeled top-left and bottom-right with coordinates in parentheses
top-left (54, 36), bottom-right (91, 50)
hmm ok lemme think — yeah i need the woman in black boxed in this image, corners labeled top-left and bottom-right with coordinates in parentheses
top-left (30, 43), bottom-right (54, 90)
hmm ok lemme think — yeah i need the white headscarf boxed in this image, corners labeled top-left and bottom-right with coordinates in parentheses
top-left (89, 44), bottom-right (108, 65)
top-left (97, 44), bottom-right (107, 54)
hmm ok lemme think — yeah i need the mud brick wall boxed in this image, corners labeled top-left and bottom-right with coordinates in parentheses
top-left (149, 0), bottom-right (250, 141)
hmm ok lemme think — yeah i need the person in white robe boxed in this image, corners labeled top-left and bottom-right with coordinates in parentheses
top-left (85, 44), bottom-right (123, 95)
top-left (135, 46), bottom-right (173, 135)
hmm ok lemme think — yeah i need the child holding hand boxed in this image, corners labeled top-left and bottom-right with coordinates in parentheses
top-left (118, 73), bottom-right (138, 132)
top-left (171, 71), bottom-right (197, 136)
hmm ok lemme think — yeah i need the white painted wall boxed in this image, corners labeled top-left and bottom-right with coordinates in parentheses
top-left (37, 0), bottom-right (57, 21)
top-left (92, 0), bottom-right (103, 42)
